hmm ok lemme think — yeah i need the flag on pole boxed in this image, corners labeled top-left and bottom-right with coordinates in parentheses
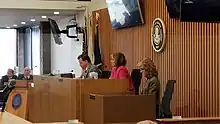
top-left (94, 24), bottom-right (102, 68)
top-left (85, 10), bottom-right (95, 63)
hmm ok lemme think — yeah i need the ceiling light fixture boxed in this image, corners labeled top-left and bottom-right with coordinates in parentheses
top-left (41, 16), bottom-right (47, 19)
top-left (6, 27), bottom-right (10, 29)
top-left (21, 22), bottom-right (26, 24)
top-left (54, 12), bottom-right (60, 15)
top-left (30, 19), bottom-right (36, 22)
top-left (13, 24), bottom-right (18, 27)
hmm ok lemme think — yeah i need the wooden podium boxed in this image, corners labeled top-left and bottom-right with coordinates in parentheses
top-left (27, 76), bottom-right (129, 123)
top-left (4, 76), bottom-right (129, 123)
top-left (5, 80), bottom-right (31, 119)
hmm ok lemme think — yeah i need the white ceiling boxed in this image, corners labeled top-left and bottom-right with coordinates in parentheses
top-left (0, 9), bottom-right (84, 28)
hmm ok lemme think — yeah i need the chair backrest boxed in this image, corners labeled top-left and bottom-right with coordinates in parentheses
top-left (160, 80), bottom-right (176, 118)
top-left (0, 86), bottom-right (14, 112)
top-left (101, 70), bottom-right (111, 79)
top-left (131, 69), bottom-right (142, 95)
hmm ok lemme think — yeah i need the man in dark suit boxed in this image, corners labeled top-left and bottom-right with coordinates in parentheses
top-left (77, 54), bottom-right (101, 79)
top-left (1, 69), bottom-right (17, 87)
top-left (17, 67), bottom-right (33, 80)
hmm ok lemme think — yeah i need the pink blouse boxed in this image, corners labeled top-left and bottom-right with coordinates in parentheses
top-left (110, 66), bottom-right (133, 89)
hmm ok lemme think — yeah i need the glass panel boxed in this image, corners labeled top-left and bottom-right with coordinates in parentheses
top-left (31, 26), bottom-right (41, 75)
top-left (24, 28), bottom-right (32, 68)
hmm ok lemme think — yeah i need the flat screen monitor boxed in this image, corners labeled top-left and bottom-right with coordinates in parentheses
top-left (180, 0), bottom-right (220, 22)
top-left (48, 18), bottom-right (63, 45)
top-left (106, 0), bottom-right (144, 29)
top-left (165, 0), bottom-right (180, 18)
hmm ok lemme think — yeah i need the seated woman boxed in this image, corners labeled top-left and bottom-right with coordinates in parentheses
top-left (109, 52), bottom-right (133, 91)
top-left (137, 58), bottom-right (160, 118)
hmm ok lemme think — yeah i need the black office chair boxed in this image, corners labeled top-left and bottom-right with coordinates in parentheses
top-left (101, 70), bottom-right (111, 79)
top-left (159, 80), bottom-right (176, 118)
top-left (131, 69), bottom-right (142, 95)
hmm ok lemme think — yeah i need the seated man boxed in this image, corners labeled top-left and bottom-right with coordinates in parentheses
top-left (77, 54), bottom-right (101, 79)
top-left (1, 69), bottom-right (17, 87)
top-left (17, 67), bottom-right (33, 80)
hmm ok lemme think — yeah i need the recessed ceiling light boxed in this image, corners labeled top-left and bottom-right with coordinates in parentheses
top-left (30, 19), bottom-right (36, 22)
top-left (54, 12), bottom-right (59, 15)
top-left (13, 24), bottom-right (18, 27)
top-left (41, 16), bottom-right (47, 19)
top-left (21, 22), bottom-right (26, 24)
top-left (6, 27), bottom-right (10, 29)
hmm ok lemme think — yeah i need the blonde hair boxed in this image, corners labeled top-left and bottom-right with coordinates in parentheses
top-left (137, 58), bottom-right (158, 78)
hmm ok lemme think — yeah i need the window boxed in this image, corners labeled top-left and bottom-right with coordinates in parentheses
top-left (31, 26), bottom-right (41, 75)
top-left (24, 28), bottom-right (32, 68)
top-left (0, 29), bottom-right (17, 77)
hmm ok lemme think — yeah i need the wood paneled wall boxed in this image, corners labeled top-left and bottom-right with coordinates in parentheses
top-left (93, 0), bottom-right (220, 117)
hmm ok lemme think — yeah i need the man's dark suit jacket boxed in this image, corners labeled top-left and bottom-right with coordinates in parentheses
top-left (0, 75), bottom-right (17, 86)
top-left (17, 74), bottom-right (33, 80)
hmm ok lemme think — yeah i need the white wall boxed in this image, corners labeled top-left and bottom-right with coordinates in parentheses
top-left (87, 0), bottom-right (107, 12)
top-left (51, 14), bottom-right (84, 77)
top-left (50, 1), bottom-right (107, 77)
top-left (0, 29), bottom-right (17, 77)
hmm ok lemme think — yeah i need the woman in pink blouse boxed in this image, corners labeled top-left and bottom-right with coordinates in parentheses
top-left (109, 52), bottom-right (133, 91)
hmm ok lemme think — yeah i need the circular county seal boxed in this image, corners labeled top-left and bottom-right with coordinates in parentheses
top-left (12, 93), bottom-right (22, 110)
top-left (151, 18), bottom-right (166, 52)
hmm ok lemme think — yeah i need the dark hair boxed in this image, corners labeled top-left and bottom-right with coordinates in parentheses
top-left (112, 52), bottom-right (127, 67)
top-left (77, 54), bottom-right (91, 63)
top-left (8, 69), bottom-right (14, 74)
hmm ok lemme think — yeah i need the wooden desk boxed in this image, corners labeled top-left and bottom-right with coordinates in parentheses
top-left (0, 112), bottom-right (32, 124)
top-left (0, 112), bottom-right (83, 124)
top-left (27, 76), bottom-right (129, 123)
top-left (157, 117), bottom-right (220, 124)
top-left (84, 94), bottom-right (156, 124)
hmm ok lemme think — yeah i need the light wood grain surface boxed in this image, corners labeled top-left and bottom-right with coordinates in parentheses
top-left (0, 112), bottom-right (73, 124)
top-left (157, 117), bottom-right (220, 122)
top-left (0, 112), bottom-right (32, 124)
